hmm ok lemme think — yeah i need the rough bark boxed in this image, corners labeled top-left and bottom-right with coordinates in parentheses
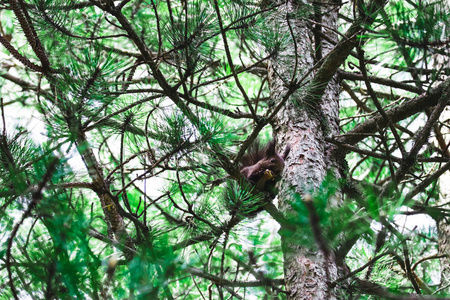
top-left (438, 107), bottom-right (450, 293)
top-left (439, 213), bottom-right (450, 292)
top-left (267, 1), bottom-right (342, 299)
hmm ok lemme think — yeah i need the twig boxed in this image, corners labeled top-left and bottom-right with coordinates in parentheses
top-left (6, 158), bottom-right (59, 300)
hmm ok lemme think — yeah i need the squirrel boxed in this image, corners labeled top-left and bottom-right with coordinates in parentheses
top-left (223, 139), bottom-right (290, 219)
top-left (239, 139), bottom-right (290, 193)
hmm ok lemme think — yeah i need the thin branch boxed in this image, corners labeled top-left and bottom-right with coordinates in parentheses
top-left (380, 218), bottom-right (422, 294)
top-left (357, 47), bottom-right (406, 157)
top-left (338, 70), bottom-right (422, 94)
top-left (331, 251), bottom-right (397, 287)
top-left (212, 0), bottom-right (257, 120)
top-left (393, 80), bottom-right (450, 183)
top-left (325, 137), bottom-right (449, 163)
top-left (304, 0), bottom-right (387, 104)
top-left (406, 159), bottom-right (450, 200)
top-left (6, 158), bottom-right (58, 300)
top-left (187, 267), bottom-right (284, 288)
top-left (338, 78), bottom-right (450, 146)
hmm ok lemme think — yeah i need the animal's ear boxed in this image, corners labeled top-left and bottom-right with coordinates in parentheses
top-left (282, 144), bottom-right (291, 160)
top-left (265, 140), bottom-right (276, 156)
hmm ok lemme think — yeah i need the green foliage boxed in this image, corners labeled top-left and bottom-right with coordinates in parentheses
top-left (386, 0), bottom-right (449, 44)
top-left (1, 0), bottom-right (449, 298)
top-left (222, 180), bottom-right (265, 217)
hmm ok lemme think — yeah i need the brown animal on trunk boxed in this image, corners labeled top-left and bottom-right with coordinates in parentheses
top-left (240, 140), bottom-right (290, 192)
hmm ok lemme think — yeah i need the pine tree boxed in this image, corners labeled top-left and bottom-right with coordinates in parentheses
top-left (0, 0), bottom-right (449, 299)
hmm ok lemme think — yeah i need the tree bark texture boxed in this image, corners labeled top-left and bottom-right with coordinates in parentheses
top-left (267, 1), bottom-right (343, 299)
top-left (438, 107), bottom-right (450, 293)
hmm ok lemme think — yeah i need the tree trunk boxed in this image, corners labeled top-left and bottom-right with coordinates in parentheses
top-left (438, 107), bottom-right (450, 293)
top-left (267, 1), bottom-right (342, 298)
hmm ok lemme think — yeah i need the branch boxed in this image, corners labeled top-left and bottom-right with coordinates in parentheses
top-left (212, 0), bottom-right (256, 120)
top-left (9, 0), bottom-right (51, 72)
top-left (338, 70), bottom-right (422, 94)
top-left (187, 267), bottom-right (284, 288)
top-left (6, 158), bottom-right (59, 300)
top-left (0, 35), bottom-right (44, 73)
top-left (406, 159), bottom-right (450, 199)
top-left (325, 137), bottom-right (449, 163)
top-left (331, 251), bottom-right (397, 287)
top-left (380, 218), bottom-right (422, 294)
top-left (88, 228), bottom-right (138, 255)
top-left (337, 78), bottom-right (450, 146)
top-left (354, 279), bottom-right (445, 299)
top-left (393, 80), bottom-right (450, 182)
top-left (304, 0), bottom-right (387, 104)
